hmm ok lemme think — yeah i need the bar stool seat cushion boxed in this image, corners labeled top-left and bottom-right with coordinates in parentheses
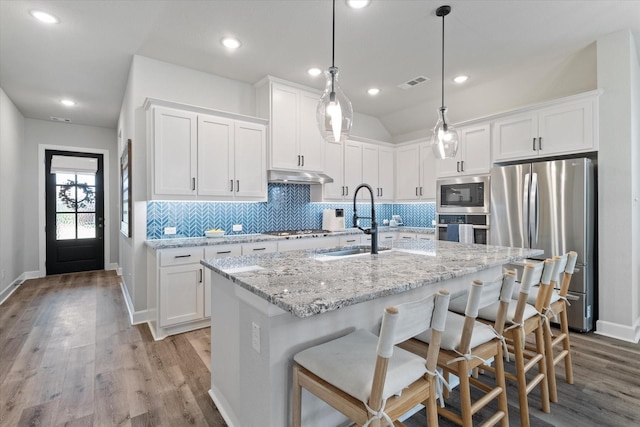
top-left (293, 329), bottom-right (428, 402)
top-left (449, 295), bottom-right (539, 323)
top-left (415, 311), bottom-right (497, 351)
top-left (510, 285), bottom-right (562, 306)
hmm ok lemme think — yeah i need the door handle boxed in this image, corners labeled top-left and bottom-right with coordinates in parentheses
top-left (530, 172), bottom-right (539, 247)
top-left (253, 247), bottom-right (266, 251)
top-left (217, 250), bottom-right (231, 255)
top-left (420, 187), bottom-right (423, 196)
top-left (456, 161), bottom-right (460, 173)
top-left (416, 187), bottom-right (419, 196)
top-left (301, 155), bottom-right (304, 167)
top-left (460, 161), bottom-right (464, 172)
top-left (341, 186), bottom-right (345, 196)
top-left (297, 155), bottom-right (301, 166)
top-left (523, 173), bottom-right (530, 246)
top-left (380, 187), bottom-right (383, 197)
top-left (539, 137), bottom-right (543, 150)
top-left (199, 269), bottom-right (203, 283)
top-left (345, 186), bottom-right (348, 196)
top-left (174, 254), bottom-right (192, 259)
top-left (230, 180), bottom-right (234, 192)
top-left (533, 137), bottom-right (537, 151)
top-left (192, 177), bottom-right (196, 191)
top-left (236, 180), bottom-right (239, 192)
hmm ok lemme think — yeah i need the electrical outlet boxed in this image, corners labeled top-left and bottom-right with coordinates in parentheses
top-left (251, 322), bottom-right (261, 353)
top-left (164, 227), bottom-right (177, 235)
top-left (233, 224), bottom-right (243, 232)
top-left (432, 220), bottom-right (437, 226)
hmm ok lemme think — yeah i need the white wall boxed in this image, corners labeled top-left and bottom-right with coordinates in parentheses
top-left (390, 44), bottom-right (597, 143)
top-left (23, 119), bottom-right (118, 272)
top-left (0, 88), bottom-right (25, 301)
top-left (596, 30), bottom-right (640, 343)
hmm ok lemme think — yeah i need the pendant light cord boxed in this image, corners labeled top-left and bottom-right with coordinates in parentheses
top-left (441, 11), bottom-right (445, 109)
top-left (332, 0), bottom-right (336, 68)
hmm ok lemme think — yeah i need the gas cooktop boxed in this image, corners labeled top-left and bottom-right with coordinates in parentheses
top-left (262, 229), bottom-right (331, 239)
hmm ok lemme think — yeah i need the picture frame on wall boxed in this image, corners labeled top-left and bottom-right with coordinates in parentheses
top-left (120, 139), bottom-right (132, 237)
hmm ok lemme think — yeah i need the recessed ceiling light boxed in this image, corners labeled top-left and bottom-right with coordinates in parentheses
top-left (308, 68), bottom-right (322, 77)
top-left (453, 75), bottom-right (469, 84)
top-left (60, 99), bottom-right (76, 107)
top-left (346, 0), bottom-right (371, 9)
top-left (367, 88), bottom-right (380, 96)
top-left (221, 37), bottom-right (241, 49)
top-left (30, 10), bottom-right (59, 24)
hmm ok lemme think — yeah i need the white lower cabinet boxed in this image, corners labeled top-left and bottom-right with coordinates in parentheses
top-left (277, 237), bottom-right (340, 252)
top-left (242, 241), bottom-right (278, 255)
top-left (204, 245), bottom-right (242, 317)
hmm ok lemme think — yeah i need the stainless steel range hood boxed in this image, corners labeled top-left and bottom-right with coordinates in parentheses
top-left (267, 169), bottom-right (333, 185)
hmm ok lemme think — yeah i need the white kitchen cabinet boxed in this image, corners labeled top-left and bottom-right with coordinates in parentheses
top-left (313, 140), bottom-right (363, 201)
top-left (339, 234), bottom-right (362, 246)
top-left (395, 141), bottom-right (436, 201)
top-left (492, 93), bottom-right (598, 162)
top-left (146, 99), bottom-right (267, 201)
top-left (255, 78), bottom-right (324, 172)
top-left (396, 232), bottom-right (435, 241)
top-left (157, 247), bottom-right (205, 328)
top-left (242, 241), bottom-right (278, 255)
top-left (362, 231), bottom-right (397, 245)
top-left (436, 123), bottom-right (491, 178)
top-left (277, 236), bottom-right (340, 252)
top-left (362, 143), bottom-right (395, 201)
top-left (344, 140), bottom-right (364, 200)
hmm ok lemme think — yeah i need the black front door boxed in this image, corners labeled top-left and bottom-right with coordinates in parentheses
top-left (45, 150), bottom-right (104, 275)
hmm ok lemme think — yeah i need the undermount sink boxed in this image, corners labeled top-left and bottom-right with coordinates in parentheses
top-left (320, 246), bottom-right (391, 257)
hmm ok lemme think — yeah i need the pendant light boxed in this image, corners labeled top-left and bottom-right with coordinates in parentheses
top-left (317, 0), bottom-right (353, 143)
top-left (431, 5), bottom-right (459, 159)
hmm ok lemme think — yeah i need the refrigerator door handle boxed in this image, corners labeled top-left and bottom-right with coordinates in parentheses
top-left (523, 172), bottom-right (530, 246)
top-left (530, 172), bottom-right (539, 247)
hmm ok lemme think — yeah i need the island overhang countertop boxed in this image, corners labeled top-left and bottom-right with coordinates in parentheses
top-left (201, 239), bottom-right (544, 318)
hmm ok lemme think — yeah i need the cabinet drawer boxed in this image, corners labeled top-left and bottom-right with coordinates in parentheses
top-left (160, 247), bottom-right (204, 267)
top-left (205, 244), bottom-right (242, 259)
top-left (242, 241), bottom-right (278, 255)
top-left (339, 235), bottom-right (361, 246)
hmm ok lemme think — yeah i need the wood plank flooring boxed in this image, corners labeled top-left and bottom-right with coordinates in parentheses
top-left (1, 271), bottom-right (639, 426)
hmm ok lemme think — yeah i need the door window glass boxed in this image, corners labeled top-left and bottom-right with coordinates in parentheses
top-left (55, 173), bottom-right (97, 240)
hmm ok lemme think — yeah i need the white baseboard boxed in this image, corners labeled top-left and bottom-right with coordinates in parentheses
top-left (119, 280), bottom-right (148, 325)
top-left (0, 270), bottom-right (42, 305)
top-left (595, 318), bottom-right (640, 343)
top-left (106, 262), bottom-right (119, 272)
top-left (208, 387), bottom-right (239, 427)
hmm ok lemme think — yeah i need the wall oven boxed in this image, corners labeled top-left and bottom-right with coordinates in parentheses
top-left (436, 175), bottom-right (490, 214)
top-left (437, 214), bottom-right (490, 245)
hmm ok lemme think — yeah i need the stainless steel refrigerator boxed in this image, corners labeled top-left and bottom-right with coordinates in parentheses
top-left (490, 157), bottom-right (595, 331)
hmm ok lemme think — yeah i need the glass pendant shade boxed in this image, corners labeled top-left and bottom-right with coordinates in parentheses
top-left (317, 66), bottom-right (353, 143)
top-left (431, 107), bottom-right (459, 159)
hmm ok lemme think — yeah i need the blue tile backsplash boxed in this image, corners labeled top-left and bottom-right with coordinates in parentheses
top-left (147, 183), bottom-right (436, 239)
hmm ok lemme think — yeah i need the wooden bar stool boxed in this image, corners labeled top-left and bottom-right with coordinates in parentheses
top-left (542, 251), bottom-right (578, 403)
top-left (292, 289), bottom-right (450, 427)
top-left (449, 261), bottom-right (555, 427)
top-left (400, 272), bottom-right (516, 427)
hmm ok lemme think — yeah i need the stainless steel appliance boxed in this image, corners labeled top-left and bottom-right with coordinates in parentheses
top-left (322, 208), bottom-right (346, 231)
top-left (262, 229), bottom-right (330, 239)
top-left (437, 175), bottom-right (490, 213)
top-left (490, 157), bottom-right (596, 332)
top-left (437, 214), bottom-right (490, 244)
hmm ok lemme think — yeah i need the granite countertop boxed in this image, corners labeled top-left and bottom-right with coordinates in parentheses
top-left (201, 239), bottom-right (543, 318)
top-left (145, 226), bottom-right (435, 250)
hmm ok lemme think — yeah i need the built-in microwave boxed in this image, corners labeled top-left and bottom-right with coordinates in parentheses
top-left (436, 175), bottom-right (490, 214)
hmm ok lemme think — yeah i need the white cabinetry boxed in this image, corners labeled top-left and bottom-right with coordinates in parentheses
top-left (242, 241), bottom-right (278, 255)
top-left (395, 141), bottom-right (436, 201)
top-left (256, 77), bottom-right (324, 172)
top-left (277, 236), bottom-right (340, 252)
top-left (203, 245), bottom-right (242, 317)
top-left (313, 140), bottom-right (363, 201)
top-left (157, 247), bottom-right (205, 328)
top-left (146, 99), bottom-right (267, 201)
top-left (436, 123), bottom-right (491, 178)
top-left (362, 143), bottom-right (394, 201)
top-left (492, 92), bottom-right (598, 162)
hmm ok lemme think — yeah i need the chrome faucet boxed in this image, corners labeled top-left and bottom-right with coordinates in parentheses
top-left (353, 183), bottom-right (378, 254)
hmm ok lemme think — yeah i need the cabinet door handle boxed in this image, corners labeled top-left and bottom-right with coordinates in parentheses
top-left (538, 137), bottom-right (543, 150)
top-left (345, 239), bottom-right (356, 243)
top-left (236, 180), bottom-right (240, 192)
top-left (297, 155), bottom-right (301, 166)
top-left (301, 155), bottom-right (304, 167)
top-left (217, 250), bottom-right (231, 255)
top-left (199, 269), bottom-right (203, 283)
top-left (380, 187), bottom-right (383, 197)
top-left (461, 160), bottom-right (464, 172)
top-left (456, 161), bottom-right (460, 172)
top-left (253, 247), bottom-right (266, 251)
top-left (416, 187), bottom-right (419, 196)
top-left (174, 254), bottom-right (192, 259)
top-left (420, 187), bottom-right (423, 196)
top-left (230, 180), bottom-right (234, 192)
top-left (192, 177), bottom-right (196, 191)
top-left (345, 186), bottom-right (348, 196)
top-left (533, 137), bottom-right (537, 151)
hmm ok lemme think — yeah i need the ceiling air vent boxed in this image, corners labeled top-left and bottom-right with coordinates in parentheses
top-left (397, 75), bottom-right (430, 90)
top-left (50, 116), bottom-right (71, 123)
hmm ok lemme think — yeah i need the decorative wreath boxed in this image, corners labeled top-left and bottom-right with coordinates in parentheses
top-left (58, 180), bottom-right (95, 210)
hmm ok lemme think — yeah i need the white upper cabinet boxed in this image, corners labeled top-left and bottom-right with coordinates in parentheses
top-left (315, 140), bottom-right (362, 201)
top-left (256, 77), bottom-right (325, 172)
top-left (146, 99), bottom-right (267, 201)
top-left (395, 141), bottom-right (435, 201)
top-left (362, 143), bottom-right (395, 202)
top-left (492, 91), bottom-right (598, 162)
top-left (436, 123), bottom-right (491, 178)
top-left (152, 107), bottom-right (198, 197)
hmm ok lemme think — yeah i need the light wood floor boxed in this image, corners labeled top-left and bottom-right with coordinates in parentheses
top-left (1, 271), bottom-right (639, 426)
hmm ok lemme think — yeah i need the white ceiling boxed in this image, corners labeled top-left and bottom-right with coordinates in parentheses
top-left (1, 0), bottom-right (639, 136)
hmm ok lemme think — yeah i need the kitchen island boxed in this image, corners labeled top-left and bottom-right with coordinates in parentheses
top-left (201, 239), bottom-right (543, 427)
